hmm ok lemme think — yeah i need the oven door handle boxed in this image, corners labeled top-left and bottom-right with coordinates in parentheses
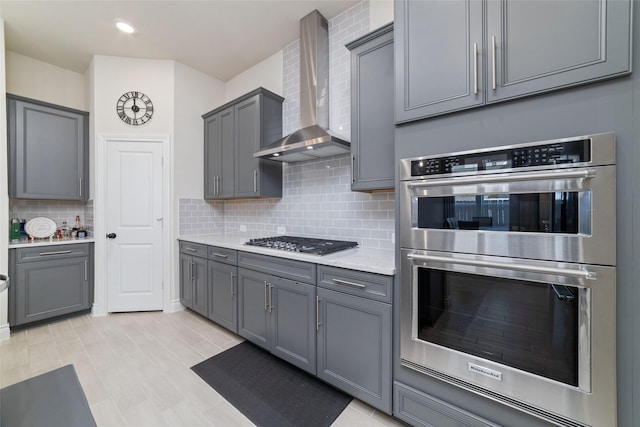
top-left (406, 168), bottom-right (596, 189)
top-left (406, 253), bottom-right (596, 279)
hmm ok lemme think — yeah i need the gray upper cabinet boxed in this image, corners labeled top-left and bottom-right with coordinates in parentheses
top-left (7, 94), bottom-right (89, 200)
top-left (203, 88), bottom-right (284, 200)
top-left (347, 23), bottom-right (395, 192)
top-left (486, 0), bottom-right (632, 103)
top-left (395, 0), bottom-right (632, 124)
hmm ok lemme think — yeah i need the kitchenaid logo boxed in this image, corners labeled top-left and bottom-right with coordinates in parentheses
top-left (468, 363), bottom-right (503, 381)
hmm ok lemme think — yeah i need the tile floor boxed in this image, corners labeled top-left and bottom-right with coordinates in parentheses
top-left (0, 310), bottom-right (405, 427)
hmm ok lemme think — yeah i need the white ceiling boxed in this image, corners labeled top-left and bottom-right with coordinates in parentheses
top-left (0, 0), bottom-right (359, 82)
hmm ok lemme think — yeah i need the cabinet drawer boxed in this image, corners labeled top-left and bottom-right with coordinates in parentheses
top-left (179, 241), bottom-right (207, 258)
top-left (15, 243), bottom-right (90, 263)
top-left (317, 265), bottom-right (392, 303)
top-left (238, 252), bottom-right (316, 285)
top-left (208, 246), bottom-right (237, 265)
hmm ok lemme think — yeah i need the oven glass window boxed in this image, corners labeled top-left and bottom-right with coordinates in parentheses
top-left (417, 268), bottom-right (579, 386)
top-left (417, 191), bottom-right (587, 234)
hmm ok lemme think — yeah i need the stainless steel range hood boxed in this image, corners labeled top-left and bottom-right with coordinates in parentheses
top-left (254, 10), bottom-right (350, 162)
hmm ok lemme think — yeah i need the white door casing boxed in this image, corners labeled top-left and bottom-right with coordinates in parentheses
top-left (94, 135), bottom-right (172, 315)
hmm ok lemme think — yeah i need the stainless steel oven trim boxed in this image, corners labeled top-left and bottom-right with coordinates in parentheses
top-left (400, 248), bottom-right (617, 427)
top-left (401, 164), bottom-right (615, 265)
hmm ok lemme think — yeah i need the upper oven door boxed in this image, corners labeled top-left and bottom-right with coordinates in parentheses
top-left (400, 165), bottom-right (616, 265)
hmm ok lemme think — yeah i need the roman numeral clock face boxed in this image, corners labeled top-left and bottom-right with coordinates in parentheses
top-left (116, 91), bottom-right (154, 126)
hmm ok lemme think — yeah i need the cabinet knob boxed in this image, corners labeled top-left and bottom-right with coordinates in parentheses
top-left (106, 233), bottom-right (117, 239)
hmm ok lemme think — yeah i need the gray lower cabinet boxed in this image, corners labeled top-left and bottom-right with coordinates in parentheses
top-left (237, 252), bottom-right (317, 375)
top-left (207, 246), bottom-right (238, 333)
top-left (316, 266), bottom-right (393, 413)
top-left (179, 242), bottom-right (208, 317)
top-left (237, 267), bottom-right (317, 375)
top-left (347, 23), bottom-right (395, 192)
top-left (394, 0), bottom-right (633, 123)
top-left (203, 87), bottom-right (284, 199)
top-left (8, 243), bottom-right (94, 327)
top-left (7, 94), bottom-right (89, 200)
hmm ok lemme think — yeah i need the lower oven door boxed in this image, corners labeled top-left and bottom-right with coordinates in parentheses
top-left (400, 248), bottom-right (616, 427)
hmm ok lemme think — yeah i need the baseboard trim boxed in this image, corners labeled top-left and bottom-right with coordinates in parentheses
top-left (164, 299), bottom-right (185, 313)
top-left (0, 323), bottom-right (11, 341)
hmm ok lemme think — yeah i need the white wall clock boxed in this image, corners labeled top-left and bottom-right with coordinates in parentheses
top-left (116, 91), bottom-right (154, 125)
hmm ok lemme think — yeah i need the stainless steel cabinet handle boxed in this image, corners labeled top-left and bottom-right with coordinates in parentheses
top-left (316, 296), bottom-right (321, 331)
top-left (84, 260), bottom-right (88, 281)
top-left (79, 177), bottom-right (83, 198)
top-left (188, 260), bottom-right (192, 281)
top-left (253, 170), bottom-right (258, 193)
top-left (407, 253), bottom-right (596, 279)
top-left (264, 281), bottom-right (269, 310)
top-left (211, 252), bottom-right (228, 259)
top-left (268, 284), bottom-right (274, 313)
top-left (230, 272), bottom-right (236, 297)
top-left (473, 42), bottom-right (478, 95)
top-left (407, 168), bottom-right (596, 189)
top-left (215, 176), bottom-right (219, 196)
top-left (183, 247), bottom-right (197, 252)
top-left (351, 155), bottom-right (355, 184)
top-left (39, 250), bottom-right (72, 256)
top-left (332, 278), bottom-right (366, 289)
top-left (491, 36), bottom-right (497, 90)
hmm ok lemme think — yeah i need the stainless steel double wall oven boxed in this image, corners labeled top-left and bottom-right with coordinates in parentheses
top-left (399, 132), bottom-right (616, 427)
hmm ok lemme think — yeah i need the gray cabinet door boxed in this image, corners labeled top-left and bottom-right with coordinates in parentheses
top-left (11, 253), bottom-right (90, 326)
top-left (8, 95), bottom-right (89, 200)
top-left (208, 260), bottom-right (237, 333)
top-left (348, 24), bottom-right (395, 191)
top-left (179, 253), bottom-right (194, 308)
top-left (237, 267), bottom-right (270, 349)
top-left (317, 287), bottom-right (392, 413)
top-left (270, 277), bottom-right (316, 375)
top-left (234, 95), bottom-right (261, 197)
top-left (486, 0), bottom-right (632, 103)
top-left (395, 0), bottom-right (484, 123)
top-left (218, 107), bottom-right (236, 198)
top-left (179, 252), bottom-right (207, 316)
top-left (191, 256), bottom-right (208, 317)
top-left (203, 113), bottom-right (219, 199)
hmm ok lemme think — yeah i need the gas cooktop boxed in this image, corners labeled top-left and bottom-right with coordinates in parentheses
top-left (245, 236), bottom-right (358, 256)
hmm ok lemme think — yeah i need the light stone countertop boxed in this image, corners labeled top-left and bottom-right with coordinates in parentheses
top-left (9, 237), bottom-right (95, 249)
top-left (178, 234), bottom-right (396, 276)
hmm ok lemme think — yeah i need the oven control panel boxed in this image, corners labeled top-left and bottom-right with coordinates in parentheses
top-left (410, 138), bottom-right (591, 177)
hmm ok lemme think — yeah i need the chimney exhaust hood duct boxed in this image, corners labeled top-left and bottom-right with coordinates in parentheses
top-left (254, 10), bottom-right (350, 162)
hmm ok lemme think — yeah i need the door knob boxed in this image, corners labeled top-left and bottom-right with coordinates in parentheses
top-left (106, 233), bottom-right (117, 239)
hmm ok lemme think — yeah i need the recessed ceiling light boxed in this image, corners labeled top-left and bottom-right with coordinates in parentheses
top-left (116, 20), bottom-right (136, 34)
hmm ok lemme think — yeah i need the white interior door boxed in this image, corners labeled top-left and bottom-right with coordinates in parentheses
top-left (106, 139), bottom-right (163, 312)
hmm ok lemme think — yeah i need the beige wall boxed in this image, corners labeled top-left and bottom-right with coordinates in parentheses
top-left (5, 51), bottom-right (86, 110)
top-left (369, 0), bottom-right (394, 30)
top-left (225, 50), bottom-right (284, 102)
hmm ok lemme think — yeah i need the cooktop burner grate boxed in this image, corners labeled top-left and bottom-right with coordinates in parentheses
top-left (245, 236), bottom-right (358, 256)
